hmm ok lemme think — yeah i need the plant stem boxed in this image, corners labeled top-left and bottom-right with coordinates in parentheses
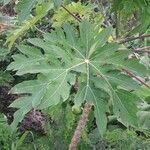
top-left (133, 50), bottom-right (150, 53)
top-left (133, 46), bottom-right (150, 53)
top-left (122, 68), bottom-right (150, 88)
top-left (69, 103), bottom-right (92, 150)
top-left (118, 46), bottom-right (150, 53)
top-left (61, 5), bottom-right (81, 22)
top-left (118, 34), bottom-right (150, 44)
top-left (34, 26), bottom-right (46, 34)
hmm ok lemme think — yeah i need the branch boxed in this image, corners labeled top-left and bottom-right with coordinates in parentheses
top-left (133, 46), bottom-right (150, 53)
top-left (118, 34), bottom-right (150, 44)
top-left (69, 103), bottom-right (92, 150)
top-left (122, 68), bottom-right (150, 88)
top-left (61, 5), bottom-right (81, 22)
top-left (118, 46), bottom-right (150, 53)
top-left (134, 50), bottom-right (150, 53)
top-left (34, 26), bottom-right (46, 34)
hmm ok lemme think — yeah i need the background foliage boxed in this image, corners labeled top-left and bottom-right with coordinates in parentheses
top-left (0, 0), bottom-right (150, 149)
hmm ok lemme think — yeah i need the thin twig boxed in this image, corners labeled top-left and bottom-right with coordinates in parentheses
top-left (134, 50), bottom-right (150, 53)
top-left (122, 68), bottom-right (150, 88)
top-left (34, 26), bottom-right (46, 34)
top-left (118, 34), bottom-right (150, 44)
top-left (135, 46), bottom-right (150, 51)
top-left (69, 103), bottom-right (92, 150)
top-left (118, 46), bottom-right (150, 53)
top-left (61, 5), bottom-right (81, 22)
top-left (133, 46), bottom-right (150, 53)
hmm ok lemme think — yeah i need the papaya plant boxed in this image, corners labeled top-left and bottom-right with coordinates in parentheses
top-left (1, 0), bottom-right (150, 149)
top-left (7, 19), bottom-right (149, 139)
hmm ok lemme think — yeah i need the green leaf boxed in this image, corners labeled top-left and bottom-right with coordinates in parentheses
top-left (137, 111), bottom-right (150, 130)
top-left (88, 27), bottom-right (113, 57)
top-left (0, 48), bottom-right (9, 61)
top-left (9, 96), bottom-right (33, 131)
top-left (10, 96), bottom-right (32, 108)
top-left (8, 21), bottom-right (146, 133)
top-left (112, 90), bottom-right (139, 127)
top-left (93, 89), bottom-right (109, 136)
top-left (122, 59), bottom-right (149, 77)
top-left (5, 1), bottom-right (54, 49)
top-left (27, 38), bottom-right (69, 60)
top-left (0, 71), bottom-right (14, 85)
top-left (134, 87), bottom-right (150, 100)
top-left (16, 0), bottom-right (37, 22)
top-left (102, 70), bottom-right (141, 91)
top-left (75, 83), bottom-right (109, 136)
top-left (7, 46), bottom-right (47, 75)
top-left (10, 73), bottom-right (76, 109)
top-left (10, 108), bottom-right (31, 131)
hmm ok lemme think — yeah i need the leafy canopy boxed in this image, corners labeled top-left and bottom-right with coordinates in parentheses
top-left (8, 21), bottom-right (147, 135)
top-left (5, 0), bottom-right (53, 49)
top-left (52, 2), bottom-right (102, 27)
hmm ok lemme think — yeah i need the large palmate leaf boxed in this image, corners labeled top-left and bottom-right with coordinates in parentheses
top-left (8, 21), bottom-right (147, 134)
